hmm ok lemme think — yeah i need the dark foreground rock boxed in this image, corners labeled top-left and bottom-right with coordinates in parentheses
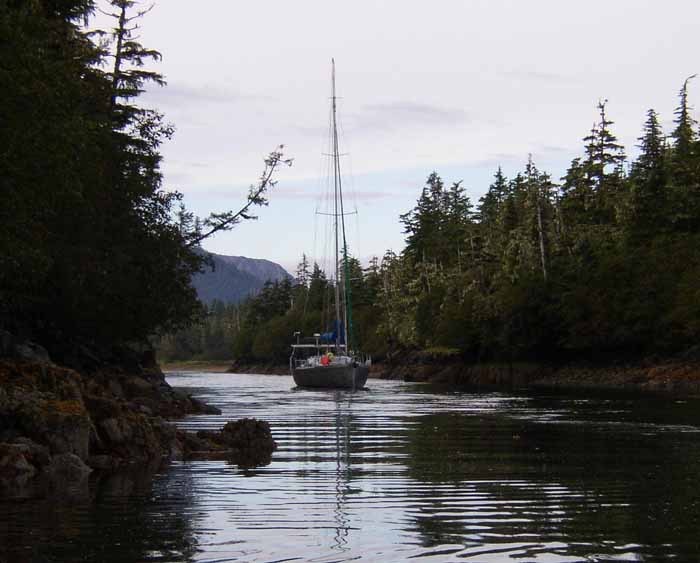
top-left (0, 351), bottom-right (276, 498)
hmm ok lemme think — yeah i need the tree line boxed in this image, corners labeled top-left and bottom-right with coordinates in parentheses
top-left (173, 82), bottom-right (700, 366)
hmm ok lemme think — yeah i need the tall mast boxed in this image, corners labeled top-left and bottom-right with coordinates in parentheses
top-left (331, 59), bottom-right (342, 352)
top-left (330, 59), bottom-right (353, 353)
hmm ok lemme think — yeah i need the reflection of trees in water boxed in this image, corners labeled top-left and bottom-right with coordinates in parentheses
top-left (0, 460), bottom-right (200, 563)
top-left (401, 410), bottom-right (700, 559)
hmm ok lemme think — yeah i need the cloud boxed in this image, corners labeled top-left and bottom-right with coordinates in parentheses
top-left (468, 154), bottom-right (523, 169)
top-left (184, 184), bottom-right (397, 201)
top-left (142, 82), bottom-right (273, 106)
top-left (266, 186), bottom-right (399, 201)
top-left (504, 70), bottom-right (572, 84)
top-left (348, 101), bottom-right (470, 133)
top-left (539, 145), bottom-right (572, 154)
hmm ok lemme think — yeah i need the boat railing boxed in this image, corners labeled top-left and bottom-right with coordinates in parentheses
top-left (289, 339), bottom-right (371, 371)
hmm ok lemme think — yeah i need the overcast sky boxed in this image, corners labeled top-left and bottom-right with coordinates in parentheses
top-left (95, 0), bottom-right (700, 273)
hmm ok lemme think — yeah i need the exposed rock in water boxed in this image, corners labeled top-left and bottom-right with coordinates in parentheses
top-left (0, 338), bottom-right (275, 498)
top-left (181, 419), bottom-right (277, 468)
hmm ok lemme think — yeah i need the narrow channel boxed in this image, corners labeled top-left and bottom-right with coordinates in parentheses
top-left (2, 372), bottom-right (699, 562)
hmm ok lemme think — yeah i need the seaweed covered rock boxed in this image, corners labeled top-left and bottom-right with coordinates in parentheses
top-left (186, 419), bottom-right (278, 468)
top-left (0, 361), bottom-right (91, 459)
top-left (0, 443), bottom-right (37, 489)
top-left (0, 351), bottom-right (274, 497)
top-left (0, 358), bottom-right (200, 496)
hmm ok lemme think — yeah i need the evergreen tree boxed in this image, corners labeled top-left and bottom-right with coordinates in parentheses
top-left (628, 109), bottom-right (668, 236)
top-left (669, 76), bottom-right (700, 231)
top-left (442, 180), bottom-right (474, 268)
top-left (102, 0), bottom-right (165, 122)
top-left (479, 167), bottom-right (509, 233)
top-left (400, 172), bottom-right (446, 265)
top-left (524, 157), bottom-right (553, 280)
top-left (581, 100), bottom-right (626, 224)
top-left (295, 254), bottom-right (311, 287)
top-left (671, 75), bottom-right (697, 163)
top-left (307, 262), bottom-right (329, 312)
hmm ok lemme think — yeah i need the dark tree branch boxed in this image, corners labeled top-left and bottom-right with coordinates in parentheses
top-left (186, 146), bottom-right (293, 247)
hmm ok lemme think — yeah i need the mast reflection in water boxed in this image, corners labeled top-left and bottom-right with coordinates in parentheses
top-left (1, 372), bottom-right (700, 562)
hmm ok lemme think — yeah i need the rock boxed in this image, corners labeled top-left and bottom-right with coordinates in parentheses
top-left (0, 356), bottom-right (274, 498)
top-left (10, 438), bottom-right (50, 467)
top-left (124, 376), bottom-right (155, 398)
top-left (100, 417), bottom-right (130, 445)
top-left (218, 419), bottom-right (276, 451)
top-left (107, 379), bottom-right (125, 398)
top-left (190, 396), bottom-right (222, 415)
top-left (129, 401), bottom-right (154, 416)
top-left (87, 454), bottom-right (117, 470)
top-left (130, 396), bottom-right (158, 416)
top-left (180, 430), bottom-right (210, 453)
top-left (47, 453), bottom-right (92, 489)
top-left (171, 388), bottom-right (190, 402)
top-left (0, 443), bottom-right (37, 487)
top-left (45, 406), bottom-right (91, 460)
top-left (15, 398), bottom-right (91, 460)
top-left (14, 341), bottom-right (51, 363)
top-left (190, 418), bottom-right (277, 468)
top-left (84, 394), bottom-right (122, 421)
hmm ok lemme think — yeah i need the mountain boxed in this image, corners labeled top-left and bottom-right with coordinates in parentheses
top-left (192, 251), bottom-right (292, 305)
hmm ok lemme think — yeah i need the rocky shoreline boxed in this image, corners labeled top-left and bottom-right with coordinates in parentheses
top-left (0, 336), bottom-right (277, 499)
top-left (370, 351), bottom-right (700, 396)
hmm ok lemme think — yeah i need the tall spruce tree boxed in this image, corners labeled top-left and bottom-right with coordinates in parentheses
top-left (628, 109), bottom-right (668, 236)
top-left (581, 100), bottom-right (626, 224)
top-left (479, 167), bottom-right (509, 231)
top-left (400, 172), bottom-right (446, 265)
top-left (671, 75), bottom-right (697, 163)
top-left (669, 76), bottom-right (700, 231)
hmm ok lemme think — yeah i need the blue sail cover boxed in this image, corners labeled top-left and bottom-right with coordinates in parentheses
top-left (320, 320), bottom-right (345, 345)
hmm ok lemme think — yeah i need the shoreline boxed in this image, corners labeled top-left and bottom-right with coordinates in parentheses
top-left (371, 356), bottom-right (700, 396)
top-left (160, 360), bottom-right (234, 373)
top-left (217, 356), bottom-right (700, 396)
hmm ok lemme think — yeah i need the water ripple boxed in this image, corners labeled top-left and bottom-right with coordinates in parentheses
top-left (1, 373), bottom-right (699, 562)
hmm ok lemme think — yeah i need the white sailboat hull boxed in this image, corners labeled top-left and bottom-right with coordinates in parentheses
top-left (292, 362), bottom-right (369, 389)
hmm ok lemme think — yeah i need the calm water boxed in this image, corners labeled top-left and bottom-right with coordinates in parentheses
top-left (1, 373), bottom-right (700, 562)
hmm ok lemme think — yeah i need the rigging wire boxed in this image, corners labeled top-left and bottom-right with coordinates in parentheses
top-left (337, 88), bottom-right (363, 267)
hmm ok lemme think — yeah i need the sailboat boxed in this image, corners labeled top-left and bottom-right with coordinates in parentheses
top-left (289, 60), bottom-right (370, 390)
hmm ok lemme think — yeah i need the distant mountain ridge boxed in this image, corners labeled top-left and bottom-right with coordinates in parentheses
top-left (192, 251), bottom-right (291, 305)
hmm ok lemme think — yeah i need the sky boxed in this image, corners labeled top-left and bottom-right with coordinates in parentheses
top-left (95, 0), bottom-right (700, 273)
